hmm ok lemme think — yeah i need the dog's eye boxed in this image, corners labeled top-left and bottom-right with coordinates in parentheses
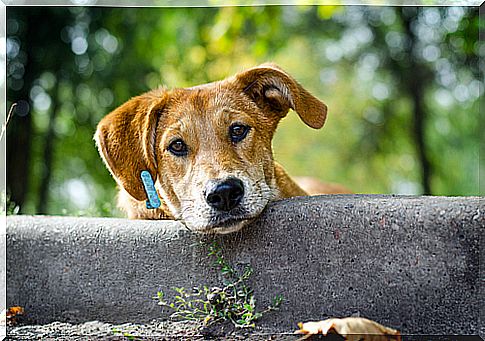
top-left (229, 124), bottom-right (250, 143)
top-left (168, 139), bottom-right (188, 156)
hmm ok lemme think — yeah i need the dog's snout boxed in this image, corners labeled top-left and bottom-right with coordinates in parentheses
top-left (206, 178), bottom-right (244, 211)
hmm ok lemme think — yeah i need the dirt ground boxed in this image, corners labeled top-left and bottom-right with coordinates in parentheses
top-left (6, 319), bottom-right (307, 340)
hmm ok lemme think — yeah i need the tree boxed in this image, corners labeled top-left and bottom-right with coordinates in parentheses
top-left (6, 6), bottom-right (480, 216)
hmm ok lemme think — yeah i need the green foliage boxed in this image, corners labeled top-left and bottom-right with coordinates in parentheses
top-left (5, 193), bottom-right (20, 215)
top-left (5, 6), bottom-right (481, 216)
top-left (156, 242), bottom-right (283, 328)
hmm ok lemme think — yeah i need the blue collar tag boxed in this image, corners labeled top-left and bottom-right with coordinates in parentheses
top-left (140, 170), bottom-right (161, 209)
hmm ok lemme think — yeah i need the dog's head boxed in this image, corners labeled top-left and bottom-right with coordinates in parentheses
top-left (95, 64), bottom-right (327, 234)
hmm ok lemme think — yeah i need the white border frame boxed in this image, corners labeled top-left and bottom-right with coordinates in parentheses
top-left (0, 2), bottom-right (482, 340)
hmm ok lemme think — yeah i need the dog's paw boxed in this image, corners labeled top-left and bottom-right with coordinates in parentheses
top-left (295, 317), bottom-right (400, 341)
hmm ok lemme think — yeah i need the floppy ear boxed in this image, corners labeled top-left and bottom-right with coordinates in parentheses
top-left (233, 63), bottom-right (327, 129)
top-left (94, 89), bottom-right (168, 201)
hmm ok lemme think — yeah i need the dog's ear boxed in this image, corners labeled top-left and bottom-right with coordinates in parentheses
top-left (234, 63), bottom-right (327, 129)
top-left (95, 89), bottom-right (168, 201)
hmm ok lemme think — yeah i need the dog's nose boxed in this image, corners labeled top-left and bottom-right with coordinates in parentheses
top-left (206, 178), bottom-right (244, 211)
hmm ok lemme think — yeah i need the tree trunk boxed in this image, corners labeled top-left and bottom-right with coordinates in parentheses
top-left (37, 80), bottom-right (60, 214)
top-left (5, 9), bottom-right (42, 210)
top-left (7, 7), bottom-right (72, 212)
top-left (399, 9), bottom-right (433, 195)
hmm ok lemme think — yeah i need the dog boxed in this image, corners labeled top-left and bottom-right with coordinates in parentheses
top-left (95, 63), bottom-right (350, 234)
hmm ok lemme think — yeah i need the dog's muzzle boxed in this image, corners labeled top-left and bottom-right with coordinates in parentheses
top-left (205, 177), bottom-right (244, 212)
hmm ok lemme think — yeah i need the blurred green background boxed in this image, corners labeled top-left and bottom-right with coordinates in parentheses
top-left (5, 6), bottom-right (482, 217)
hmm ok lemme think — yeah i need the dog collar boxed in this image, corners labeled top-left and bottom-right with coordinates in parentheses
top-left (140, 170), bottom-right (161, 209)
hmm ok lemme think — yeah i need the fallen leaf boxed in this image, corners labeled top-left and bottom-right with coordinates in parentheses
top-left (1, 306), bottom-right (25, 326)
top-left (295, 317), bottom-right (400, 341)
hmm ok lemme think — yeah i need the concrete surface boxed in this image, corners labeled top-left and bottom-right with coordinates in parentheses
top-left (6, 195), bottom-right (484, 335)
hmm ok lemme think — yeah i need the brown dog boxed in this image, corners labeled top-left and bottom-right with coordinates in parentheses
top-left (95, 63), bottom-right (349, 234)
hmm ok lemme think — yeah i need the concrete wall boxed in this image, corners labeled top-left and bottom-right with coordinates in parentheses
top-left (6, 195), bottom-right (484, 334)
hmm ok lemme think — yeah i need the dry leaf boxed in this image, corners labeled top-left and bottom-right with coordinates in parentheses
top-left (295, 317), bottom-right (400, 341)
top-left (1, 306), bottom-right (25, 326)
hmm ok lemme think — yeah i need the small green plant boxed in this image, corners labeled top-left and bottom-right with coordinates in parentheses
top-left (156, 241), bottom-right (283, 328)
top-left (112, 328), bottom-right (139, 340)
top-left (4, 192), bottom-right (20, 215)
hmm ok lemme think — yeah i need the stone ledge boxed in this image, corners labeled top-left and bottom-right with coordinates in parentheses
top-left (6, 195), bottom-right (484, 334)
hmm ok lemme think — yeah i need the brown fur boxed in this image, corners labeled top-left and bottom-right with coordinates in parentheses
top-left (95, 63), bottom-right (350, 233)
